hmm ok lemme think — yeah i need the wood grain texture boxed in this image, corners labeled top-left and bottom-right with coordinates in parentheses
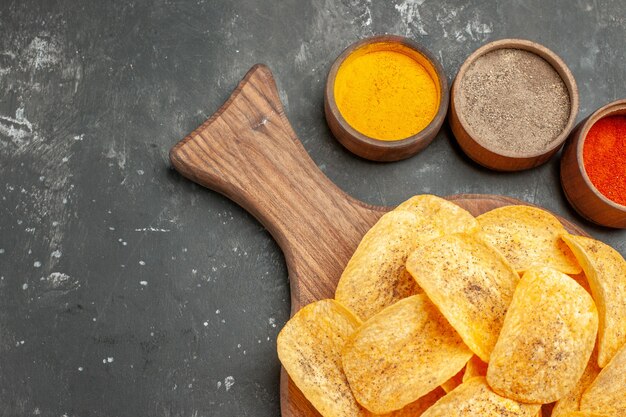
top-left (169, 65), bottom-right (589, 417)
top-left (170, 64), bottom-right (387, 312)
top-left (324, 35), bottom-right (449, 162)
top-left (560, 99), bottom-right (626, 228)
top-left (449, 39), bottom-right (579, 171)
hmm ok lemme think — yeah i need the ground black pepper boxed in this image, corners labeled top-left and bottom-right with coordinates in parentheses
top-left (459, 48), bottom-right (571, 155)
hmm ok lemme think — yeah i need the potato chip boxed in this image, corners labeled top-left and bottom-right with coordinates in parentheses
top-left (406, 233), bottom-right (519, 362)
top-left (463, 356), bottom-right (488, 383)
top-left (551, 348), bottom-right (601, 417)
top-left (336, 195), bottom-right (479, 321)
top-left (561, 234), bottom-right (626, 367)
top-left (342, 295), bottom-right (472, 414)
top-left (569, 271), bottom-right (592, 295)
top-left (475, 206), bottom-right (581, 274)
top-left (335, 211), bottom-right (424, 321)
top-left (276, 300), bottom-right (367, 417)
top-left (580, 342), bottom-right (626, 415)
top-left (420, 377), bottom-right (541, 417)
top-left (487, 267), bottom-right (598, 403)
top-left (562, 413), bottom-right (611, 417)
top-left (395, 195), bottom-right (480, 237)
top-left (441, 368), bottom-right (465, 393)
top-left (381, 387), bottom-right (446, 417)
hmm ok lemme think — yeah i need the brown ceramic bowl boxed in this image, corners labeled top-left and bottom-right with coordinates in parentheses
top-left (561, 99), bottom-right (626, 228)
top-left (449, 39), bottom-right (579, 171)
top-left (324, 35), bottom-right (449, 162)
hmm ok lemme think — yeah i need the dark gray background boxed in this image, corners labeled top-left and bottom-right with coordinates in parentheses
top-left (0, 1), bottom-right (624, 416)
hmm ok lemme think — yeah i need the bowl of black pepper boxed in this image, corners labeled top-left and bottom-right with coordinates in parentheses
top-left (449, 39), bottom-right (579, 172)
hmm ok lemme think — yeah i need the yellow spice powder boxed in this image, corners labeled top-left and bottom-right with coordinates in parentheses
top-left (334, 48), bottom-right (439, 141)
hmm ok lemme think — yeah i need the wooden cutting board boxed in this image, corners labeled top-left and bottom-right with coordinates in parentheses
top-left (169, 65), bottom-right (588, 417)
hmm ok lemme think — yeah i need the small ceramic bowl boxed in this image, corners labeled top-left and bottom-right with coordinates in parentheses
top-left (449, 39), bottom-right (579, 171)
top-left (560, 99), bottom-right (626, 228)
top-left (324, 35), bottom-right (449, 162)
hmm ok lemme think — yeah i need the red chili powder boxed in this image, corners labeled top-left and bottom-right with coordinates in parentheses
top-left (583, 115), bottom-right (626, 206)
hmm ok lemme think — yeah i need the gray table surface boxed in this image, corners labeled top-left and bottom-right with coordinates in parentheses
top-left (1, 1), bottom-right (625, 416)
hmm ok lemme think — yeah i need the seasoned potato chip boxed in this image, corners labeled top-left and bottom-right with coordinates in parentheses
top-left (463, 356), bottom-right (488, 383)
top-left (562, 413), bottom-right (611, 417)
top-left (580, 343), bottom-right (626, 415)
top-left (420, 377), bottom-right (541, 417)
top-left (342, 295), bottom-right (472, 414)
top-left (569, 271), bottom-right (592, 295)
top-left (407, 233), bottom-right (519, 362)
top-left (335, 211), bottom-right (424, 321)
top-left (551, 348), bottom-right (601, 417)
top-left (277, 300), bottom-right (367, 417)
top-left (561, 234), bottom-right (626, 367)
top-left (336, 196), bottom-right (479, 321)
top-left (382, 387), bottom-right (446, 417)
top-left (395, 195), bottom-right (480, 237)
top-left (441, 368), bottom-right (465, 393)
top-left (487, 267), bottom-right (598, 403)
top-left (476, 206), bottom-right (581, 274)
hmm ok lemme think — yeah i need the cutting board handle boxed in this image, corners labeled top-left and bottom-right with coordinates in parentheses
top-left (170, 65), bottom-right (383, 310)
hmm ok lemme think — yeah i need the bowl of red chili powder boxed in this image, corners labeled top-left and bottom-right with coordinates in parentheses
top-left (561, 99), bottom-right (626, 228)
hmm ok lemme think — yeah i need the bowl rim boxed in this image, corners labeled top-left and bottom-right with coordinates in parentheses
top-left (453, 38), bottom-right (580, 159)
top-left (325, 34), bottom-right (449, 153)
top-left (575, 98), bottom-right (626, 211)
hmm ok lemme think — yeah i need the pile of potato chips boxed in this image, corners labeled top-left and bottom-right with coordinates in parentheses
top-left (277, 195), bottom-right (626, 417)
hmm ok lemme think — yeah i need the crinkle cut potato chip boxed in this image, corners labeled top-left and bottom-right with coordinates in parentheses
top-left (342, 295), bottom-right (472, 414)
top-left (406, 233), bottom-right (519, 362)
top-left (335, 210), bottom-right (424, 321)
top-left (276, 300), bottom-right (367, 417)
top-left (463, 356), bottom-right (488, 383)
top-left (420, 377), bottom-right (541, 417)
top-left (381, 387), bottom-right (446, 417)
top-left (562, 234), bottom-right (626, 368)
top-left (394, 195), bottom-right (480, 238)
top-left (487, 267), bottom-right (598, 404)
top-left (551, 348), bottom-right (601, 417)
top-left (580, 342), bottom-right (626, 416)
top-left (475, 205), bottom-right (581, 274)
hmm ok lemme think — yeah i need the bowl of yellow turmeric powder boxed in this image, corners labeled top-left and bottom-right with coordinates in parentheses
top-left (325, 35), bottom-right (449, 162)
